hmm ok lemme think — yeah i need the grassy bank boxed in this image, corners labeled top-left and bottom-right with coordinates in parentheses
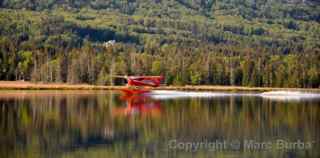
top-left (0, 81), bottom-right (319, 92)
top-left (0, 81), bottom-right (124, 90)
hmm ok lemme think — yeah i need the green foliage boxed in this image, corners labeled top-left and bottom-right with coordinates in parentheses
top-left (173, 74), bottom-right (185, 86)
top-left (0, 1), bottom-right (319, 87)
top-left (190, 72), bottom-right (201, 85)
top-left (151, 60), bottom-right (162, 75)
top-left (17, 51), bottom-right (33, 80)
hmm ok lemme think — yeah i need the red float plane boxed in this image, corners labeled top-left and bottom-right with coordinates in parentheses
top-left (114, 75), bottom-right (164, 95)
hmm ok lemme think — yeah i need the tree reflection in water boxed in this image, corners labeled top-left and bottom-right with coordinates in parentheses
top-left (0, 91), bottom-right (319, 158)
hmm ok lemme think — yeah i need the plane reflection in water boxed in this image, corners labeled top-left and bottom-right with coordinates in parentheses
top-left (112, 94), bottom-right (162, 118)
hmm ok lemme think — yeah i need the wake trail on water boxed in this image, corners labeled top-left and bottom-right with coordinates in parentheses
top-left (149, 90), bottom-right (255, 99)
top-left (259, 91), bottom-right (320, 101)
top-left (148, 90), bottom-right (320, 101)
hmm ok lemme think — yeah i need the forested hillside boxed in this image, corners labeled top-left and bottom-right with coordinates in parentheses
top-left (0, 0), bottom-right (319, 87)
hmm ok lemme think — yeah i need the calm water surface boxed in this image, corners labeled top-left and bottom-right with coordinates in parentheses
top-left (0, 90), bottom-right (319, 158)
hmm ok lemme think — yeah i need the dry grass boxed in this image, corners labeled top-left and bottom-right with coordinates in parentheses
top-left (0, 81), bottom-right (123, 90)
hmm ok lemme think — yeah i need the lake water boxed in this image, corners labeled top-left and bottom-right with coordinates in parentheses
top-left (0, 90), bottom-right (319, 158)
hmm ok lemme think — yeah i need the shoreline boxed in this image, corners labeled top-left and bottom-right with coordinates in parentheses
top-left (0, 81), bottom-right (319, 92)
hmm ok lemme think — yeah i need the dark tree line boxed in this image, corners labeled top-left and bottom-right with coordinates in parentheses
top-left (1, 36), bottom-right (319, 87)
